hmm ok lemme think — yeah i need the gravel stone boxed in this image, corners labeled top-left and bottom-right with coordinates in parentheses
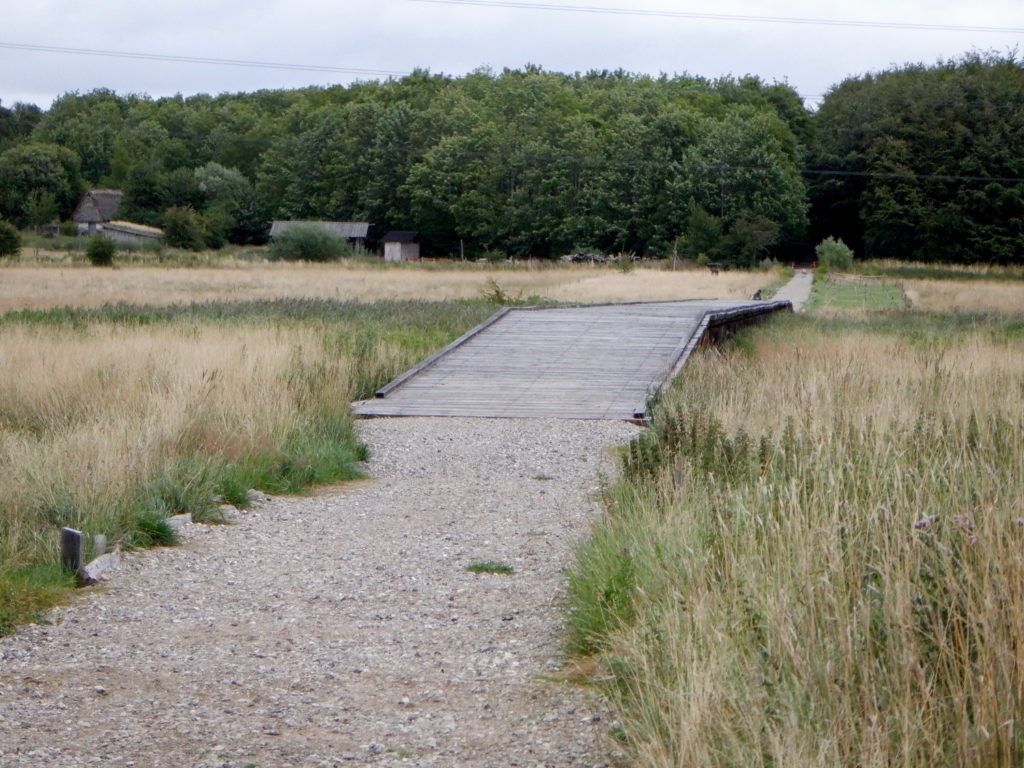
top-left (0, 417), bottom-right (638, 767)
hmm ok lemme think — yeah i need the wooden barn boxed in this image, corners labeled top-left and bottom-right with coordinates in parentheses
top-left (269, 221), bottom-right (370, 245)
top-left (72, 189), bottom-right (123, 234)
top-left (383, 231), bottom-right (420, 262)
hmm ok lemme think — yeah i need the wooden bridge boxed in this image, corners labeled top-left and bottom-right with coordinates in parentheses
top-left (352, 299), bottom-right (791, 422)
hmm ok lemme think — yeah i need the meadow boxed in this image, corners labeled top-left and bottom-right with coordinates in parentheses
top-left (0, 298), bottom-right (497, 632)
top-left (567, 290), bottom-right (1024, 765)
top-left (0, 259), bottom-right (772, 634)
top-left (0, 261), bottom-right (768, 313)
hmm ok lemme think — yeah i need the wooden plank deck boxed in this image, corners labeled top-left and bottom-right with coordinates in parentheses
top-left (352, 299), bottom-right (790, 421)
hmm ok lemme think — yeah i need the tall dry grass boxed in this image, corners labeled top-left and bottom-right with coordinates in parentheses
top-left (904, 278), bottom-right (1024, 314)
top-left (0, 299), bottom-right (495, 631)
top-left (568, 315), bottom-right (1024, 767)
top-left (0, 263), bottom-right (768, 312)
top-left (0, 323), bottom-right (356, 566)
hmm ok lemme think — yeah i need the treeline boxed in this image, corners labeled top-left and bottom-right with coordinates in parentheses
top-left (1, 53), bottom-right (1022, 263)
top-left (809, 52), bottom-right (1024, 264)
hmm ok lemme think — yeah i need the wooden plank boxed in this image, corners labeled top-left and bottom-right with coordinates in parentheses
top-left (353, 299), bottom-right (789, 421)
top-left (374, 307), bottom-right (512, 398)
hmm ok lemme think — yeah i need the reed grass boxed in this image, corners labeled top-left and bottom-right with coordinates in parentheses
top-left (903, 279), bottom-right (1024, 315)
top-left (0, 299), bottom-right (495, 633)
top-left (567, 313), bottom-right (1024, 767)
top-left (0, 263), bottom-right (770, 313)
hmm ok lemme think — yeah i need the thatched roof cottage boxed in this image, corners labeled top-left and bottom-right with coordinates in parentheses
top-left (72, 189), bottom-right (123, 234)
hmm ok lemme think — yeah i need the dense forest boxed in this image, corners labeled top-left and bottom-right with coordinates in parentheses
top-left (0, 52), bottom-right (1022, 263)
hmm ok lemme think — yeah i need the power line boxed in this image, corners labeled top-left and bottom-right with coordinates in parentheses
top-left (332, 138), bottom-right (1024, 184)
top-left (0, 42), bottom-right (408, 78)
top-left (408, 0), bottom-right (1024, 34)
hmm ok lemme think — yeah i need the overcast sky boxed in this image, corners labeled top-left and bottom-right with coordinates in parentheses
top-left (2, 0), bottom-right (1022, 110)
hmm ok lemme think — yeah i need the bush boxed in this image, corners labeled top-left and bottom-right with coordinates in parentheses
top-left (161, 206), bottom-right (209, 251)
top-left (58, 221), bottom-right (78, 237)
top-left (268, 224), bottom-right (351, 262)
top-left (0, 220), bottom-right (20, 257)
top-left (85, 235), bottom-right (116, 266)
top-left (815, 236), bottom-right (854, 271)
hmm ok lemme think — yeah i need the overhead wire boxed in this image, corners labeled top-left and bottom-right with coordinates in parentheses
top-left (0, 42), bottom-right (408, 78)
top-left (407, 0), bottom-right (1024, 34)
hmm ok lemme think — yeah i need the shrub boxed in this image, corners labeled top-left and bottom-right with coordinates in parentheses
top-left (0, 219), bottom-right (20, 257)
top-left (815, 236), bottom-right (854, 271)
top-left (58, 221), bottom-right (78, 237)
top-left (85, 235), bottom-right (116, 266)
top-left (268, 224), bottom-right (351, 262)
top-left (161, 205), bottom-right (209, 251)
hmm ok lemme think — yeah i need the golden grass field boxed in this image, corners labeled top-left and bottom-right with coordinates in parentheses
top-left (0, 323), bottom-right (353, 566)
top-left (0, 262), bottom-right (769, 312)
top-left (903, 278), bottom-right (1024, 314)
top-left (571, 316), bottom-right (1024, 766)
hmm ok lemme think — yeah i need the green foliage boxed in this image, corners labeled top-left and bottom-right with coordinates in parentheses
top-left (466, 561), bottom-right (514, 574)
top-left (0, 563), bottom-right (75, 636)
top-left (0, 219), bottom-right (20, 257)
top-left (22, 190), bottom-right (59, 229)
top-left (0, 142), bottom-right (82, 226)
top-left (682, 207), bottom-right (723, 262)
top-left (5, 72), bottom-right (814, 259)
top-left (161, 205), bottom-right (209, 251)
top-left (58, 220), bottom-right (78, 237)
top-left (809, 52), bottom-right (1024, 263)
top-left (268, 224), bottom-right (352, 262)
top-left (85, 234), bottom-right (116, 266)
top-left (0, 101), bottom-right (42, 152)
top-left (815, 235), bottom-right (854, 271)
top-left (726, 210), bottom-right (780, 266)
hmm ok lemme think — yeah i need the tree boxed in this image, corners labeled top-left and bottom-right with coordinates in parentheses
top-left (86, 234), bottom-right (116, 266)
top-left (0, 101), bottom-right (43, 151)
top-left (815, 236), bottom-right (854, 270)
top-left (809, 53), bottom-right (1024, 263)
top-left (22, 190), bottom-right (59, 230)
top-left (0, 143), bottom-right (82, 226)
top-left (682, 207), bottom-right (723, 262)
top-left (0, 220), bottom-right (20, 257)
top-left (31, 89), bottom-right (131, 183)
top-left (725, 210), bottom-right (780, 266)
top-left (161, 206), bottom-right (208, 251)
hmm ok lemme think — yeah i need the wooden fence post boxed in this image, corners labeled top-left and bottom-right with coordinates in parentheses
top-left (60, 527), bottom-right (84, 579)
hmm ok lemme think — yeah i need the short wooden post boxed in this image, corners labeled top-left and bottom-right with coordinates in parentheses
top-left (60, 527), bottom-right (84, 578)
top-left (93, 534), bottom-right (107, 558)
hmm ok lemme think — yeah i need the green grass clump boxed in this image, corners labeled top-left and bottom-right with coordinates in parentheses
top-left (853, 260), bottom-right (1024, 282)
top-left (806, 273), bottom-right (907, 311)
top-left (466, 561), bottom-right (515, 574)
top-left (0, 564), bottom-right (76, 635)
top-left (126, 511), bottom-right (179, 549)
top-left (567, 313), bottom-right (1024, 767)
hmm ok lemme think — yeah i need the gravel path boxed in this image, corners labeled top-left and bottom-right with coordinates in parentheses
top-left (773, 269), bottom-right (813, 312)
top-left (0, 418), bottom-right (637, 768)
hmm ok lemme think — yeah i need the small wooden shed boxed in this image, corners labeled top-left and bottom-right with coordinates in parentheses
top-left (383, 231), bottom-right (419, 262)
top-left (72, 189), bottom-right (123, 234)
